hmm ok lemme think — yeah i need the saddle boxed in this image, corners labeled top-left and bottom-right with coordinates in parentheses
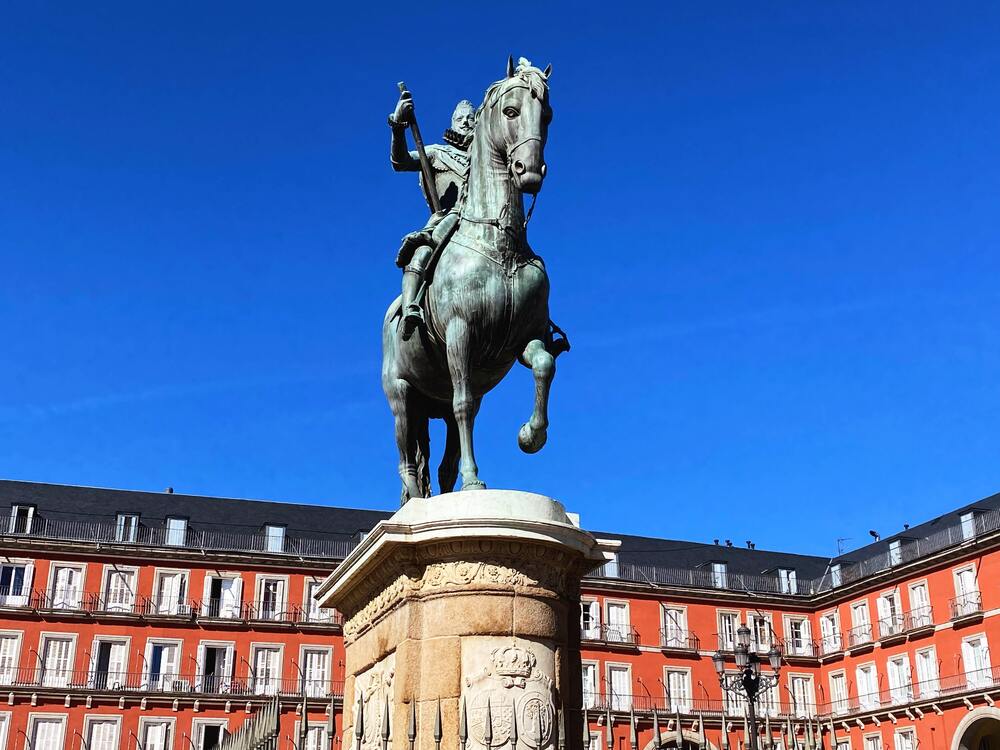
top-left (394, 211), bottom-right (461, 269)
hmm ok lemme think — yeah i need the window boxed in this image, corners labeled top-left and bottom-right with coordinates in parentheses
top-left (138, 720), bottom-right (174, 750)
top-left (9, 505), bottom-right (34, 534)
top-left (0, 713), bottom-right (9, 750)
top-left (718, 611), bottom-right (739, 650)
top-left (819, 612), bottom-right (840, 654)
top-left (954, 566), bottom-right (980, 616)
top-left (588, 734), bottom-right (602, 750)
top-left (89, 638), bottom-right (129, 690)
top-left (202, 575), bottom-right (243, 619)
top-left (84, 718), bottom-right (120, 750)
top-left (0, 561), bottom-right (34, 607)
top-left (785, 617), bottom-right (810, 656)
top-left (850, 601), bottom-right (872, 644)
top-left (144, 641), bottom-right (181, 692)
top-left (152, 570), bottom-right (189, 615)
top-left (607, 665), bottom-right (631, 711)
top-left (192, 722), bottom-right (227, 750)
top-left (664, 668), bottom-right (691, 712)
top-left (914, 647), bottom-right (939, 698)
top-left (605, 602), bottom-right (630, 643)
top-left (856, 664), bottom-right (879, 710)
top-left (877, 591), bottom-right (903, 636)
top-left (263, 525), bottom-right (285, 553)
top-left (251, 646), bottom-right (281, 695)
top-left (40, 635), bottom-right (75, 687)
top-left (604, 553), bottom-right (619, 578)
top-left (711, 562), bottom-right (728, 589)
top-left (115, 514), bottom-right (139, 543)
top-left (165, 518), bottom-right (187, 547)
top-left (863, 736), bottom-right (881, 750)
top-left (830, 564), bottom-right (842, 588)
top-left (0, 633), bottom-right (21, 685)
top-left (196, 643), bottom-right (234, 694)
top-left (723, 671), bottom-right (748, 715)
top-left (102, 568), bottom-right (137, 613)
top-left (908, 582), bottom-right (932, 627)
top-left (581, 600), bottom-right (600, 640)
top-left (304, 580), bottom-right (334, 623)
top-left (302, 647), bottom-right (331, 698)
top-left (49, 564), bottom-right (84, 610)
top-left (829, 672), bottom-right (848, 715)
top-left (894, 731), bottom-right (915, 750)
top-left (256, 577), bottom-right (287, 621)
top-left (778, 568), bottom-right (797, 594)
top-left (28, 716), bottom-right (66, 750)
top-left (961, 512), bottom-right (977, 541)
top-left (581, 662), bottom-right (598, 709)
top-left (661, 606), bottom-right (688, 648)
top-left (886, 655), bottom-right (912, 704)
top-left (789, 675), bottom-right (814, 717)
top-left (962, 634), bottom-right (992, 688)
top-left (301, 725), bottom-right (327, 750)
top-left (888, 540), bottom-right (902, 567)
top-left (749, 613), bottom-right (772, 651)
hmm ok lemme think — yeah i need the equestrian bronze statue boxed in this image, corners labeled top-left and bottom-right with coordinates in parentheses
top-left (382, 56), bottom-right (569, 502)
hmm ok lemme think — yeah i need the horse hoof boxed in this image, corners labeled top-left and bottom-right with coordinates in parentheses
top-left (518, 423), bottom-right (547, 454)
top-left (461, 479), bottom-right (487, 491)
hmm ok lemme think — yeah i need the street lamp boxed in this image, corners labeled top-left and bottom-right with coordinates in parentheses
top-left (712, 625), bottom-right (782, 750)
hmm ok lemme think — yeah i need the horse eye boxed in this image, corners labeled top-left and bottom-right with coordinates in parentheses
top-left (503, 107), bottom-right (519, 119)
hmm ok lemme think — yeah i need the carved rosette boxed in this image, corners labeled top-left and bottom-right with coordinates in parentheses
top-left (341, 540), bottom-right (577, 642)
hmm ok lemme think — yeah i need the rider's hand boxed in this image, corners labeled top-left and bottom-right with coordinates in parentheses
top-left (393, 92), bottom-right (414, 124)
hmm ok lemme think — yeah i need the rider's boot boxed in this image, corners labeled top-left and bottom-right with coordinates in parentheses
top-left (401, 248), bottom-right (430, 340)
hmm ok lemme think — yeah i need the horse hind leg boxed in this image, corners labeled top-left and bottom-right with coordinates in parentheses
top-left (386, 377), bottom-right (426, 503)
top-left (438, 413), bottom-right (461, 495)
top-left (518, 338), bottom-right (556, 454)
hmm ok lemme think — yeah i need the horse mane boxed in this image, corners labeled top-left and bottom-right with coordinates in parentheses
top-left (479, 63), bottom-right (550, 114)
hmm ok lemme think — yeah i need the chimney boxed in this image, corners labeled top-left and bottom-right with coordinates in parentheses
top-left (165, 487), bottom-right (174, 494)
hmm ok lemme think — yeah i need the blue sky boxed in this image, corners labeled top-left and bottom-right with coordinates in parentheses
top-left (2, 3), bottom-right (998, 556)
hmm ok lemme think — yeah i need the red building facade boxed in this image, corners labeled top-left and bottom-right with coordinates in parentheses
top-left (1, 481), bottom-right (998, 750)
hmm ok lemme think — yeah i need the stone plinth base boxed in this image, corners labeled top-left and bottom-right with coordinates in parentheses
top-left (316, 490), bottom-right (617, 750)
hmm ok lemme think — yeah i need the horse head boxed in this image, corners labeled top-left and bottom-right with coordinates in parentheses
top-left (481, 56), bottom-right (552, 195)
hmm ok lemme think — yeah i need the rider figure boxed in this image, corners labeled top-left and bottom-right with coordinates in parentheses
top-left (389, 92), bottom-right (476, 339)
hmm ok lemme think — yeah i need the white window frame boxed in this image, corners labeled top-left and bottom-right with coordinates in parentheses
top-left (263, 525), bottom-right (286, 553)
top-left (819, 610), bottom-right (841, 654)
top-left (581, 598), bottom-right (601, 640)
top-left (137, 717), bottom-right (176, 750)
top-left (46, 562), bottom-right (87, 611)
top-left (143, 638), bottom-right (184, 692)
top-left (662, 665), bottom-right (692, 713)
top-left (828, 670), bottom-right (848, 715)
top-left (604, 599), bottom-right (631, 643)
top-left (82, 714), bottom-right (122, 750)
top-left (888, 540), bottom-right (902, 567)
top-left (254, 574), bottom-right (289, 621)
top-left (660, 604), bottom-right (688, 648)
top-left (830, 564), bottom-right (842, 588)
top-left (303, 578), bottom-right (333, 623)
top-left (196, 640), bottom-right (236, 694)
top-left (606, 662), bottom-right (632, 711)
top-left (855, 662), bottom-right (879, 710)
top-left (87, 634), bottom-right (132, 690)
top-left (115, 513), bottom-right (139, 543)
top-left (165, 517), bottom-right (188, 547)
top-left (960, 511), bottom-right (976, 541)
top-left (850, 600), bottom-right (872, 643)
top-left (783, 615), bottom-right (810, 656)
top-left (778, 568), bottom-right (797, 594)
top-left (862, 734), bottom-right (882, 750)
top-left (717, 609), bottom-right (741, 650)
top-left (913, 646), bottom-right (939, 698)
top-left (250, 642), bottom-right (284, 695)
top-left (876, 589), bottom-right (904, 636)
top-left (749, 612), bottom-right (773, 651)
top-left (201, 572), bottom-right (243, 619)
top-left (151, 568), bottom-right (191, 616)
top-left (604, 553), bottom-right (619, 578)
top-left (190, 719), bottom-right (228, 750)
top-left (961, 632), bottom-right (992, 688)
top-left (293, 721), bottom-right (329, 750)
top-left (711, 562), bottom-right (728, 588)
top-left (9, 505), bottom-right (35, 534)
top-left (0, 630), bottom-right (23, 686)
top-left (38, 631), bottom-right (78, 688)
top-left (100, 564), bottom-right (139, 613)
top-left (893, 729), bottom-right (916, 750)
top-left (787, 672), bottom-right (815, 717)
top-left (26, 713), bottom-right (68, 750)
top-left (885, 653), bottom-right (913, 704)
top-left (300, 644), bottom-right (333, 698)
top-left (581, 660), bottom-right (599, 709)
top-left (0, 557), bottom-right (36, 607)
top-left (0, 710), bottom-right (11, 750)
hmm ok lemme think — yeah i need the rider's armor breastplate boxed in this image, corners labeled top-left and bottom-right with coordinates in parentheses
top-left (421, 144), bottom-right (471, 211)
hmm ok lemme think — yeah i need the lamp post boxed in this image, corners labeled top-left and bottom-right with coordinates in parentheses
top-left (712, 625), bottom-right (782, 750)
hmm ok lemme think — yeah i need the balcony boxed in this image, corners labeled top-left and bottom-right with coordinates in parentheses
top-left (0, 667), bottom-right (344, 699)
top-left (579, 693), bottom-right (806, 718)
top-left (951, 592), bottom-right (984, 624)
top-left (877, 615), bottom-right (907, 645)
top-left (780, 637), bottom-right (819, 663)
top-left (658, 628), bottom-right (700, 654)
top-left (819, 633), bottom-right (844, 658)
top-left (903, 605), bottom-right (934, 636)
top-left (580, 624), bottom-right (639, 648)
top-left (846, 623), bottom-right (874, 651)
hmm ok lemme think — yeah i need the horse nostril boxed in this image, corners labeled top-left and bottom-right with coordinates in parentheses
top-left (540, 163), bottom-right (547, 177)
top-left (512, 160), bottom-right (526, 175)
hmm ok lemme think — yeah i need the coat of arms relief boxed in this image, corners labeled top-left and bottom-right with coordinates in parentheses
top-left (465, 646), bottom-right (555, 750)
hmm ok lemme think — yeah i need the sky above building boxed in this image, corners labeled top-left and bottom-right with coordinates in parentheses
top-left (1, 3), bottom-right (998, 556)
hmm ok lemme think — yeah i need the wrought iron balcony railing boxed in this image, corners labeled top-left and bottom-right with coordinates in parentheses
top-left (0, 667), bottom-right (344, 698)
top-left (580, 624), bottom-right (639, 646)
top-left (819, 633), bottom-right (844, 655)
top-left (658, 629), bottom-right (700, 651)
top-left (580, 692), bottom-right (813, 719)
top-left (781, 637), bottom-right (819, 658)
top-left (951, 592), bottom-right (983, 620)
top-left (846, 623), bottom-right (874, 648)
top-left (877, 615), bottom-right (906, 640)
top-left (903, 605), bottom-right (934, 631)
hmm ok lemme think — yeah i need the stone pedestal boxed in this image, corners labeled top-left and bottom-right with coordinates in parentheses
top-left (316, 490), bottom-right (617, 750)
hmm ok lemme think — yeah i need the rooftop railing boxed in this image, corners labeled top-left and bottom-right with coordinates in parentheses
top-left (1, 513), bottom-right (357, 560)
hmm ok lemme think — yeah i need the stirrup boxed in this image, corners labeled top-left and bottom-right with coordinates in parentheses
top-left (401, 304), bottom-right (424, 340)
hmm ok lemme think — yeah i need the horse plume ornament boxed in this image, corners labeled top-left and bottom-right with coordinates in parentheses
top-left (382, 56), bottom-right (568, 503)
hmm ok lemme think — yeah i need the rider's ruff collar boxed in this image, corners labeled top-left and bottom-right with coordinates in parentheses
top-left (443, 128), bottom-right (473, 150)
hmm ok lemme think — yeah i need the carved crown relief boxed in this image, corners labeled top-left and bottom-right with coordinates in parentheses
top-left (465, 646), bottom-right (555, 750)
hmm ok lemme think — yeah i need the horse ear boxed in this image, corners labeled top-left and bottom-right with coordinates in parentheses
top-left (543, 63), bottom-right (552, 78)
top-left (506, 55), bottom-right (515, 78)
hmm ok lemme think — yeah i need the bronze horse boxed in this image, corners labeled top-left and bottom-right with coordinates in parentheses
top-left (381, 58), bottom-right (566, 502)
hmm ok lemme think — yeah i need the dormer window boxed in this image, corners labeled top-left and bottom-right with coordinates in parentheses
top-left (888, 539), bottom-right (902, 566)
top-left (604, 552), bottom-right (619, 578)
top-left (165, 517), bottom-right (187, 547)
top-left (830, 564), bottom-right (842, 588)
top-left (116, 513), bottom-right (139, 543)
top-left (711, 562), bottom-right (728, 588)
top-left (263, 524), bottom-right (285, 553)
top-left (961, 511), bottom-right (978, 541)
top-left (778, 568), bottom-right (797, 594)
top-left (9, 505), bottom-right (34, 534)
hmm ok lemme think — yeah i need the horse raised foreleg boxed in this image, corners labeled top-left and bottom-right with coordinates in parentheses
top-left (445, 318), bottom-right (485, 490)
top-left (518, 339), bottom-right (555, 454)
